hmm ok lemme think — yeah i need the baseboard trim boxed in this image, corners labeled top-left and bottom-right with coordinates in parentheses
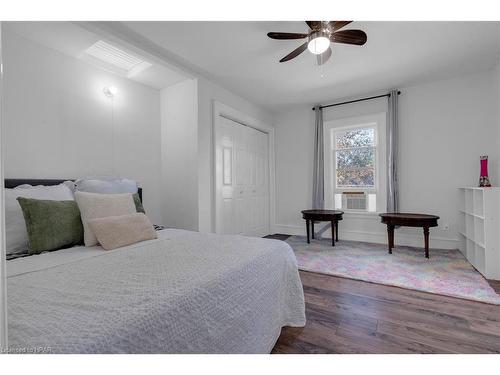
top-left (273, 224), bottom-right (459, 250)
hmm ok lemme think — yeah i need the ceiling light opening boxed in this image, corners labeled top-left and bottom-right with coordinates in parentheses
top-left (83, 40), bottom-right (152, 77)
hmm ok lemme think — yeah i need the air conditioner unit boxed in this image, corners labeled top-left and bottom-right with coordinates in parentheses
top-left (343, 192), bottom-right (366, 210)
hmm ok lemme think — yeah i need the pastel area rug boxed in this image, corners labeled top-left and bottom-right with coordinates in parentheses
top-left (286, 235), bottom-right (500, 305)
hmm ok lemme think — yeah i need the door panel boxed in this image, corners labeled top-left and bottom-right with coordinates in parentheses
top-left (215, 116), bottom-right (270, 237)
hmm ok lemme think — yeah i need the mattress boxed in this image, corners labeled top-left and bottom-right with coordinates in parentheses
top-left (7, 229), bottom-right (306, 353)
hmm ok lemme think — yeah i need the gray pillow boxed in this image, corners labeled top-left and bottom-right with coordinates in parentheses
top-left (75, 177), bottom-right (138, 194)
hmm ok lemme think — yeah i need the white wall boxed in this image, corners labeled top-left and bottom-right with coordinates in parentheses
top-left (494, 63), bottom-right (500, 181)
top-left (0, 21), bottom-right (8, 350)
top-left (2, 30), bottom-right (163, 223)
top-left (274, 69), bottom-right (498, 249)
top-left (160, 79), bottom-right (199, 230)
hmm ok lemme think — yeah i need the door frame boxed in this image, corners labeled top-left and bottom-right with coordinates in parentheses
top-left (212, 100), bottom-right (276, 236)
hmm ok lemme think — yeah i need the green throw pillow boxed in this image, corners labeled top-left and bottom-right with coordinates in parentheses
top-left (133, 193), bottom-right (145, 214)
top-left (17, 197), bottom-right (84, 254)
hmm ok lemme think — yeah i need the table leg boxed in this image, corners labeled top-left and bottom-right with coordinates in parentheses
top-left (331, 221), bottom-right (335, 246)
top-left (335, 221), bottom-right (339, 242)
top-left (306, 219), bottom-right (310, 244)
top-left (424, 226), bottom-right (430, 259)
top-left (387, 225), bottom-right (395, 254)
top-left (311, 221), bottom-right (315, 239)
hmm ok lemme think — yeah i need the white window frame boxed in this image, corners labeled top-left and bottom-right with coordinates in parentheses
top-left (334, 124), bottom-right (378, 191)
top-left (324, 112), bottom-right (387, 214)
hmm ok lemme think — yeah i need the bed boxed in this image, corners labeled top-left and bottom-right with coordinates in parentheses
top-left (5, 179), bottom-right (306, 353)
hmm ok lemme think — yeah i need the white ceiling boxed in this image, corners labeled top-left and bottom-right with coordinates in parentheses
top-left (3, 21), bottom-right (189, 90)
top-left (5, 21), bottom-right (500, 112)
top-left (120, 21), bottom-right (500, 110)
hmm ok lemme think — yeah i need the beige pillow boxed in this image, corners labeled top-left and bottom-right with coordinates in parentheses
top-left (75, 191), bottom-right (137, 246)
top-left (88, 213), bottom-right (157, 250)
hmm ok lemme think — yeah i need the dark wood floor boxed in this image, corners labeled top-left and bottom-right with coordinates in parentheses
top-left (266, 234), bottom-right (500, 354)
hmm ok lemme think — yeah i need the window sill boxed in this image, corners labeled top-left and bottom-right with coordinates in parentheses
top-left (341, 211), bottom-right (381, 219)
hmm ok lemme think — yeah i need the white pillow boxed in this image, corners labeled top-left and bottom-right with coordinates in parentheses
top-left (75, 177), bottom-right (138, 194)
top-left (74, 191), bottom-right (137, 247)
top-left (88, 213), bottom-right (157, 250)
top-left (5, 183), bottom-right (75, 256)
top-left (14, 180), bottom-right (76, 192)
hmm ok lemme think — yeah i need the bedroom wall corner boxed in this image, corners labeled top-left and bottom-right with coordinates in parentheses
top-left (0, 21), bottom-right (8, 350)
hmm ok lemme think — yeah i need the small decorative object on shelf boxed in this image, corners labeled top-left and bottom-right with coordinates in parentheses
top-left (479, 155), bottom-right (491, 187)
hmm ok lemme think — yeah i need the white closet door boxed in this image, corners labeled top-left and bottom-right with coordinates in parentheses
top-left (215, 116), bottom-right (270, 237)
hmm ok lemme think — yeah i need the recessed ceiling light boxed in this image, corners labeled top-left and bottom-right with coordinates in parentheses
top-left (84, 40), bottom-right (152, 77)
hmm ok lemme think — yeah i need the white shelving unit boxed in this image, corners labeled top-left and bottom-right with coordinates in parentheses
top-left (458, 187), bottom-right (500, 280)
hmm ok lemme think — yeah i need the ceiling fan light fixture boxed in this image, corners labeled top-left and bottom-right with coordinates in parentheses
top-left (307, 31), bottom-right (330, 55)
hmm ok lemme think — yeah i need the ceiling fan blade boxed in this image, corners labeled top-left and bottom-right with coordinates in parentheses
top-left (329, 21), bottom-right (352, 31)
top-left (331, 29), bottom-right (367, 45)
top-left (316, 46), bottom-right (332, 65)
top-left (279, 42), bottom-right (308, 63)
top-left (305, 21), bottom-right (322, 30)
top-left (267, 32), bottom-right (308, 40)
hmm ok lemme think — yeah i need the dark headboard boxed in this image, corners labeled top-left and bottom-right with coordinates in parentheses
top-left (4, 179), bottom-right (142, 202)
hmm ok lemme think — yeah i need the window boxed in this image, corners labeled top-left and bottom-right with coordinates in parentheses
top-left (324, 113), bottom-right (386, 213)
top-left (334, 126), bottom-right (376, 189)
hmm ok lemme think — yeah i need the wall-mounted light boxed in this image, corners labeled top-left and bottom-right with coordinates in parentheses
top-left (103, 86), bottom-right (118, 98)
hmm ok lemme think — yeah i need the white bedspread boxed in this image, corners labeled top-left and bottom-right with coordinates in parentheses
top-left (7, 229), bottom-right (305, 353)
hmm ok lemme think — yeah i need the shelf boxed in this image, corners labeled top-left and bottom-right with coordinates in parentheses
top-left (474, 216), bottom-right (485, 245)
top-left (458, 189), bottom-right (466, 212)
top-left (473, 190), bottom-right (484, 217)
top-left (459, 231), bottom-right (485, 248)
top-left (459, 210), bottom-right (484, 219)
top-left (465, 190), bottom-right (473, 213)
top-left (459, 187), bottom-right (500, 190)
top-left (474, 245), bottom-right (486, 274)
top-left (465, 214), bottom-right (474, 238)
top-left (466, 238), bottom-right (475, 264)
top-left (458, 187), bottom-right (500, 279)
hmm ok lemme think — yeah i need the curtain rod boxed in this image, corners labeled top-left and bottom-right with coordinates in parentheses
top-left (312, 91), bottom-right (401, 111)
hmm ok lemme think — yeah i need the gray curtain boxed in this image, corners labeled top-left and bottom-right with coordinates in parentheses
top-left (312, 105), bottom-right (324, 209)
top-left (387, 90), bottom-right (399, 212)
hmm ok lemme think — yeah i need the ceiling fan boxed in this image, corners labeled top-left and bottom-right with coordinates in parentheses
top-left (267, 21), bottom-right (367, 65)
